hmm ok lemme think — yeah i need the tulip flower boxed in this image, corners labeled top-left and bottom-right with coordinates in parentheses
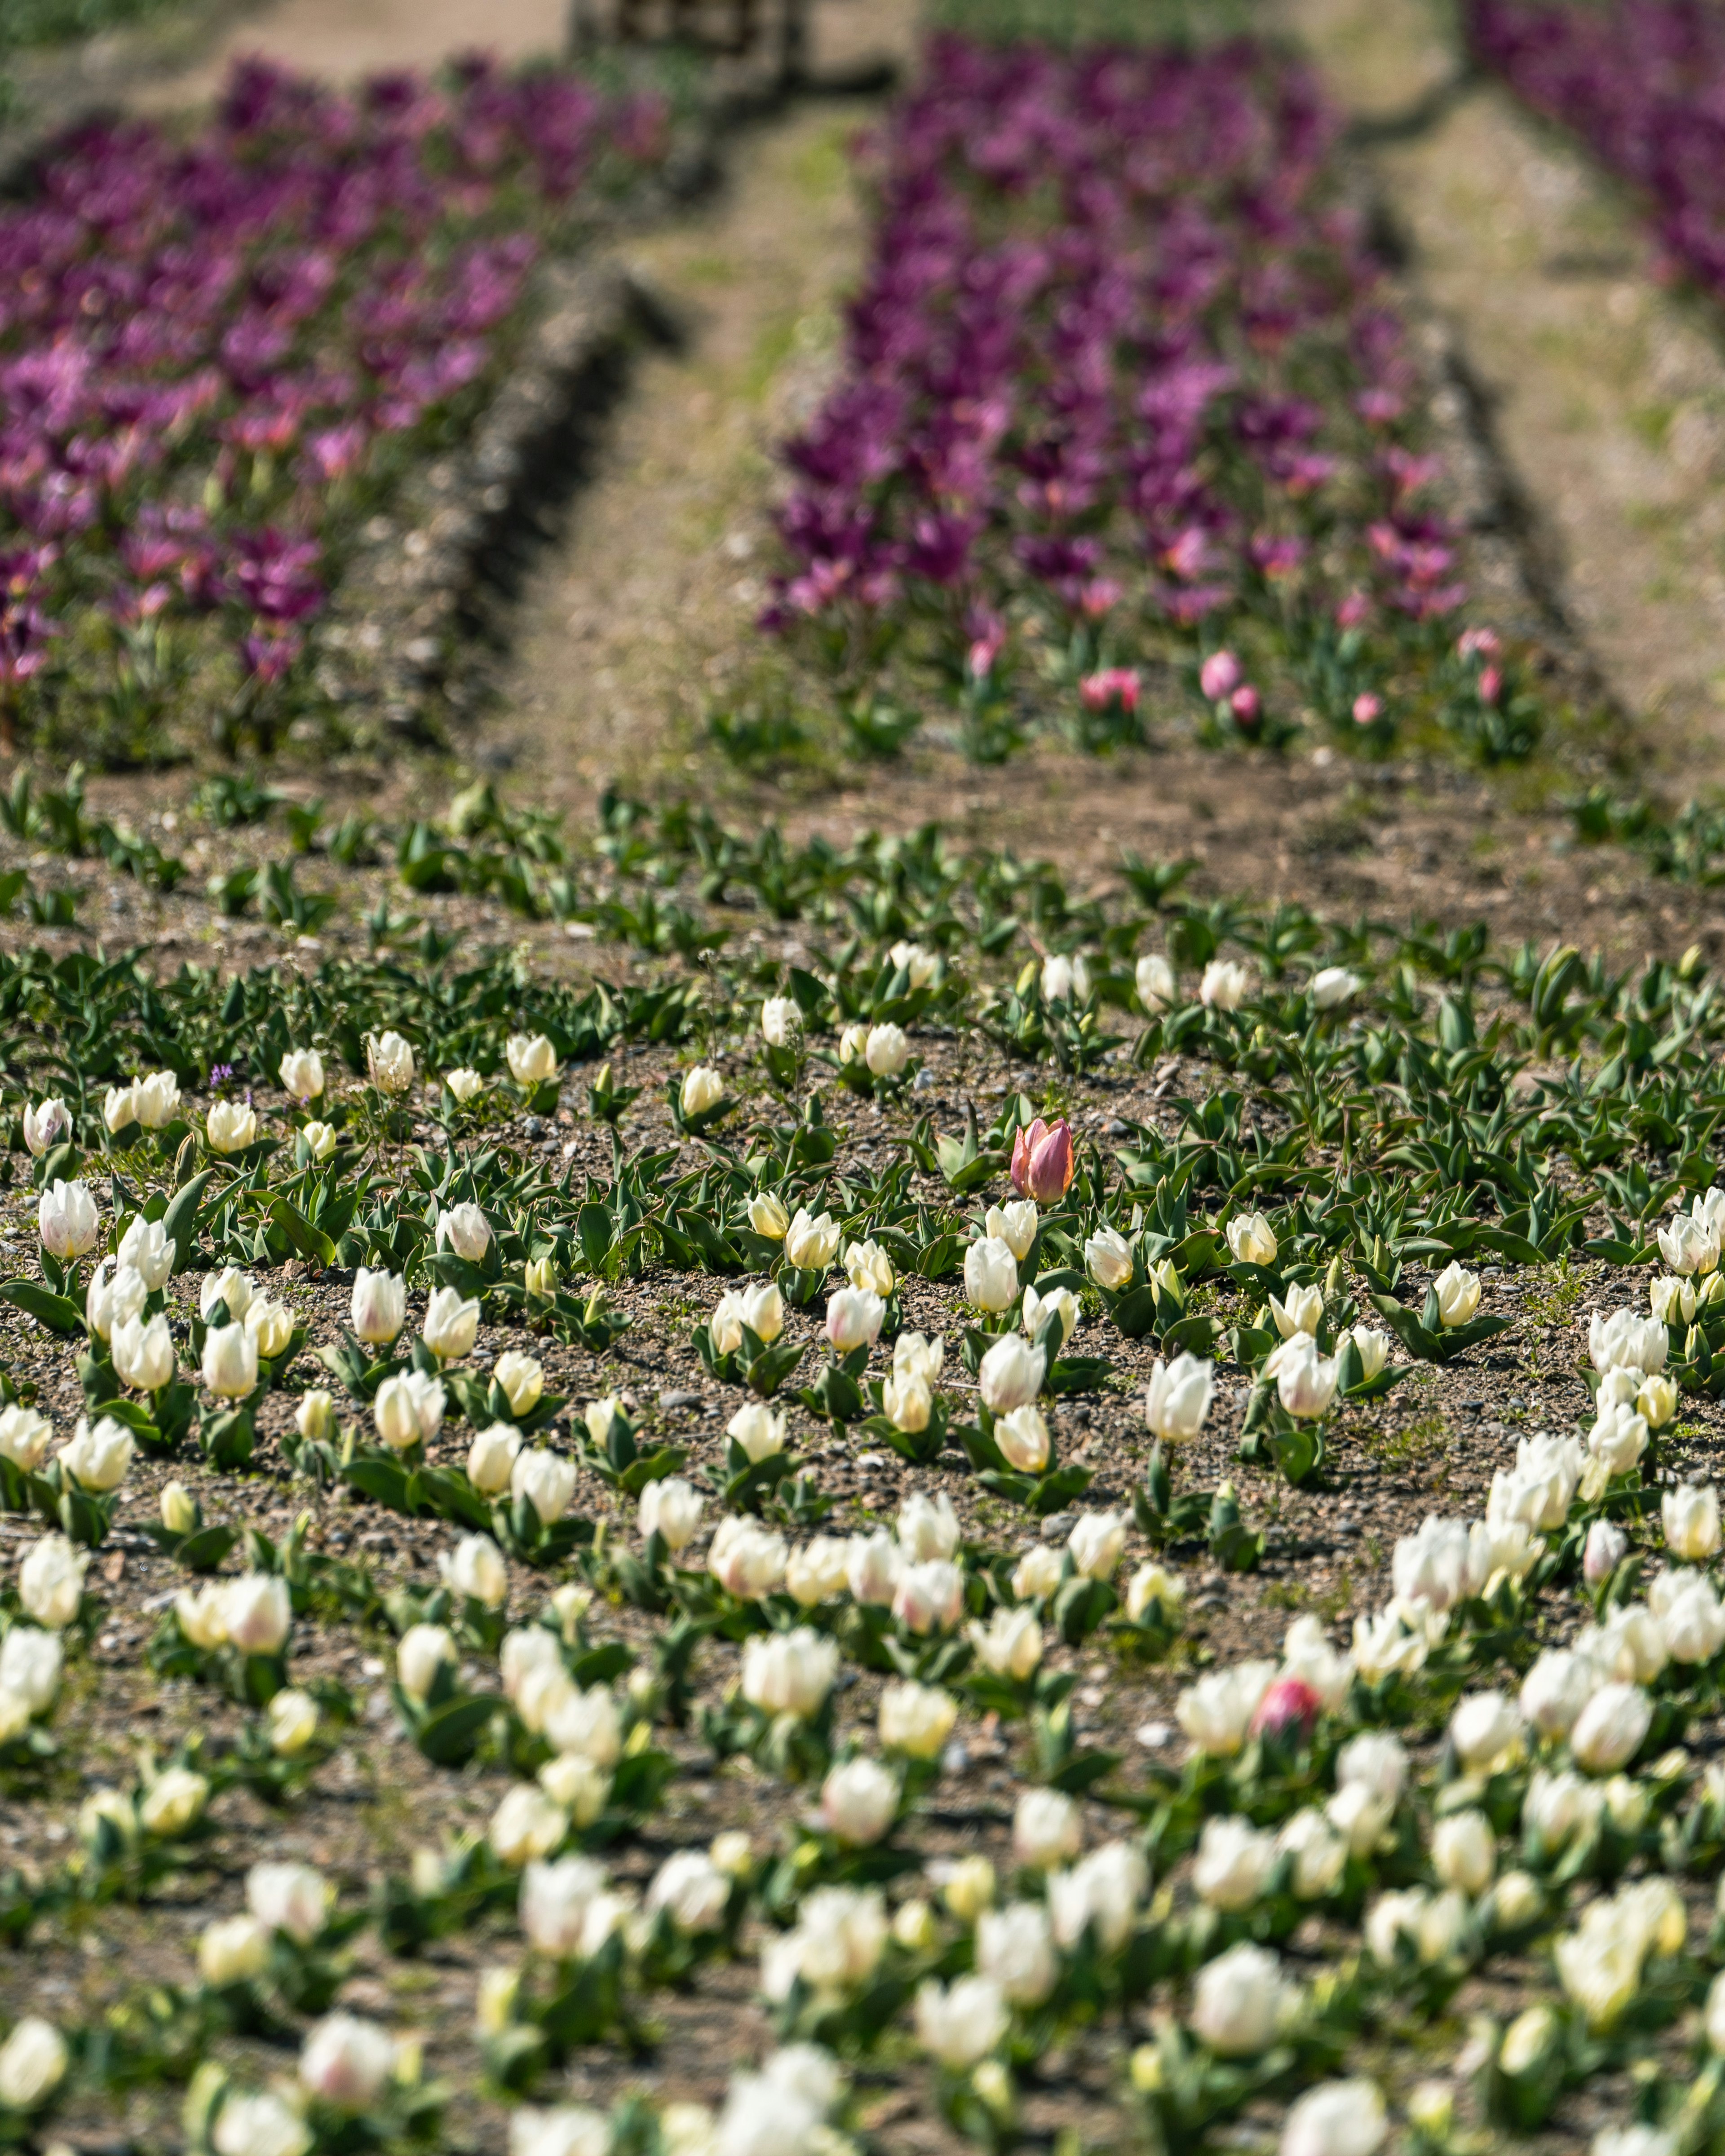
top-left (112, 1313), bottom-right (175, 1392)
top-left (821, 1758), bottom-right (898, 1847)
top-left (784, 1207), bottom-right (840, 1270)
top-left (1191, 1940), bottom-right (1290, 2056)
top-left (437, 1202), bottom-right (491, 1261)
top-left (741, 1627), bottom-right (837, 1719)
top-left (207, 1101), bottom-right (258, 1154)
top-left (748, 1191), bottom-right (789, 1238)
top-left (638, 1475), bottom-right (702, 1551)
top-left (760, 997), bottom-right (801, 1048)
top-left (506, 1032), bottom-right (558, 1086)
top-left (279, 1049), bottom-right (324, 1100)
top-left (1040, 952), bottom-right (1090, 1004)
top-left (864, 1022), bottom-right (910, 1076)
top-left (117, 1215), bottom-right (176, 1290)
top-left (1432, 1260), bottom-right (1481, 1326)
top-left (964, 1234), bottom-right (1018, 1313)
top-left (21, 1099), bottom-right (68, 1157)
top-left (1145, 1352), bottom-right (1213, 1441)
top-left (826, 1286), bottom-right (884, 1352)
top-left (1225, 1211), bottom-right (1278, 1266)
top-left (203, 1322), bottom-right (258, 1400)
top-left (444, 1069), bottom-right (484, 1103)
top-left (1009, 1116), bottom-right (1074, 1203)
top-left (422, 1284), bottom-right (479, 1361)
top-left (680, 1065), bottom-right (724, 1117)
top-left (367, 1032), bottom-right (416, 1093)
top-left (494, 1350), bottom-right (544, 1417)
top-left (202, 1266), bottom-right (254, 1321)
top-left (978, 1333), bottom-right (1044, 1412)
top-left (1200, 958), bottom-right (1251, 1009)
top-left (351, 1267), bottom-right (406, 1345)
top-left (511, 1447), bottom-right (577, 1524)
top-left (1135, 953), bottom-right (1175, 1011)
top-left (38, 1178), bottom-right (98, 1259)
top-left (244, 1296), bottom-right (294, 1359)
top-left (1085, 1224), bottom-right (1134, 1289)
top-left (915, 1976), bottom-right (1008, 2070)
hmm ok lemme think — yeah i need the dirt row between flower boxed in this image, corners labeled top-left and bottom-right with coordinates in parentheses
top-left (1282, 0), bottom-right (1725, 795)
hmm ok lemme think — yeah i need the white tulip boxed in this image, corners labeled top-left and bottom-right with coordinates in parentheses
top-left (139, 1765), bottom-right (208, 1836)
top-left (18, 1533), bottom-right (84, 1629)
top-left (0, 1406), bottom-right (51, 1471)
top-left (893, 1330), bottom-right (945, 1384)
top-left (222, 1574), bottom-right (292, 1655)
top-left (199, 1912), bottom-right (270, 1986)
top-left (1431, 1809), bottom-right (1495, 1895)
top-left (1048, 1841), bottom-right (1147, 1953)
top-left (825, 1286), bottom-right (884, 1352)
top-left (820, 1757), bottom-right (898, 1847)
top-left (898, 1490), bottom-right (960, 1562)
top-left (1012, 1786), bottom-right (1081, 1869)
top-left (1270, 1282), bottom-right (1323, 1339)
top-left (85, 1258), bottom-right (146, 1342)
top-left (1658, 1211), bottom-right (1718, 1277)
top-left (915, 1975), bottom-right (1007, 2069)
top-left (881, 1370), bottom-right (932, 1433)
top-left (437, 1202), bottom-right (491, 1262)
top-left (892, 1560), bottom-right (964, 1636)
top-left (1279, 2080), bottom-right (1387, 2156)
top-left (201, 1321), bottom-right (257, 1400)
top-left (299, 2013), bottom-right (397, 2111)
top-left (1663, 1482), bottom-right (1721, 1560)
top-left (968, 1606), bottom-right (1043, 1681)
top-left (1145, 1352), bottom-right (1213, 1441)
top-left (1126, 1561), bottom-right (1185, 1623)
top-left (865, 1023), bottom-right (910, 1076)
top-left (367, 1032), bottom-right (416, 1094)
top-left (1200, 958), bottom-right (1251, 1010)
top-left (1225, 1211), bottom-right (1277, 1267)
top-left (986, 1200), bottom-right (1039, 1262)
top-left (1271, 1333), bottom-right (1339, 1418)
top-left (351, 1267), bottom-right (406, 1346)
top-left (978, 1334), bottom-right (1044, 1413)
top-left (201, 1266), bottom-right (254, 1321)
top-left (1190, 1940), bottom-right (1290, 2055)
top-left (878, 1681), bottom-right (957, 1761)
top-left (708, 1517), bottom-right (787, 1599)
top-left (1012, 1543), bottom-right (1063, 1600)
top-left (104, 1082), bottom-right (139, 1133)
top-left (511, 1448), bottom-right (577, 1525)
top-left (1177, 1661), bottom-right (1276, 1756)
top-left (1590, 1308), bottom-right (1667, 1375)
top-left (1023, 1281), bottom-right (1078, 1347)
top-left (759, 998), bottom-right (800, 1048)
top-left (1084, 1226), bottom-right (1134, 1291)
top-left (59, 1414), bottom-right (133, 1491)
top-left (38, 1178), bottom-right (97, 1259)
top-left (0, 2017), bottom-right (67, 2110)
top-left (506, 1033), bottom-right (559, 1087)
top-left (112, 1312), bottom-right (175, 1392)
top-left (976, 1901), bottom-right (1056, 2006)
top-left (845, 1238), bottom-right (895, 1296)
top-left (964, 1235), bottom-right (1018, 1314)
top-left (1194, 1815), bottom-right (1278, 1912)
top-left (785, 1535), bottom-right (851, 1608)
top-left (117, 1214), bottom-right (176, 1290)
top-left (279, 1049), bottom-right (324, 1101)
top-left (270, 1688), bottom-right (320, 1756)
top-left (494, 1351), bottom-right (544, 1418)
top-left (997, 1405), bottom-right (1051, 1474)
top-left (784, 1207), bottom-right (840, 1269)
top-left (1520, 1649), bottom-right (1598, 1738)
top-left (439, 1534), bottom-right (509, 1610)
top-left (741, 1628), bottom-right (837, 1720)
top-left (249, 1860), bottom-right (332, 1944)
top-left (1311, 966), bottom-right (1359, 1009)
top-left (0, 1626), bottom-right (60, 1713)
top-left (245, 1297), bottom-right (294, 1359)
top-left (1570, 1683), bottom-right (1652, 1774)
top-left (638, 1475), bottom-right (703, 1552)
top-left (1068, 1510), bottom-right (1125, 1581)
top-left (674, 1062), bottom-right (725, 1119)
top-left (1278, 1806), bottom-right (1347, 1899)
top-left (1432, 1261), bottom-right (1481, 1327)
top-left (519, 1853), bottom-right (610, 1953)
top-left (397, 1623), bottom-right (456, 1703)
top-left (1136, 953), bottom-right (1175, 1011)
top-left (207, 1101), bottom-right (258, 1154)
top-left (646, 1849), bottom-right (730, 1935)
top-left (21, 1098), bottom-right (68, 1157)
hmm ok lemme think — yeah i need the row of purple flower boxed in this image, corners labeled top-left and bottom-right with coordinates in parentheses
top-left (0, 55), bottom-right (667, 741)
top-left (765, 35), bottom-right (1517, 756)
top-left (1468, 0), bottom-right (1725, 300)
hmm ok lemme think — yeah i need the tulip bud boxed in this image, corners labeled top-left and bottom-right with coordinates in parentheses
top-left (826, 1286), bottom-right (885, 1352)
top-left (680, 1065), bottom-right (724, 1118)
top-left (760, 998), bottom-right (801, 1049)
top-left (351, 1267), bottom-right (406, 1346)
top-left (21, 1098), bottom-right (68, 1158)
top-left (269, 1688), bottom-right (320, 1755)
top-left (201, 1321), bottom-right (258, 1400)
top-left (437, 1202), bottom-right (491, 1263)
top-left (206, 1101), bottom-right (258, 1155)
top-left (367, 1031), bottom-right (416, 1094)
top-left (978, 1334), bottom-right (1044, 1413)
top-left (279, 1049), bottom-right (324, 1101)
top-left (821, 1757), bottom-right (899, 1847)
top-left (1009, 1117), bottom-right (1074, 1204)
top-left (748, 1191), bottom-right (789, 1239)
top-left (505, 1033), bottom-right (559, 1087)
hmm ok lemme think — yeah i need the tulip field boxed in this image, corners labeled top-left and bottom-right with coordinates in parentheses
top-left (3, 2), bottom-right (1725, 2155)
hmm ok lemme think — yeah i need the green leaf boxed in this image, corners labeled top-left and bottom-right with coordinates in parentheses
top-left (270, 1196), bottom-right (336, 1269)
top-left (162, 1169), bottom-right (216, 1272)
top-left (416, 1693), bottom-right (501, 1766)
top-left (0, 1280), bottom-right (83, 1334)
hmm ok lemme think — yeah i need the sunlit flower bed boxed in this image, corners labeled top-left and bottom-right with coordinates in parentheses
top-left (765, 35), bottom-right (1534, 763)
top-left (0, 55), bottom-right (668, 760)
top-left (0, 803), bottom-right (1717, 2150)
top-left (1468, 0), bottom-right (1725, 299)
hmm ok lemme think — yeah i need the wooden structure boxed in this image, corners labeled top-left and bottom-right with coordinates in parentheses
top-left (570, 0), bottom-right (809, 72)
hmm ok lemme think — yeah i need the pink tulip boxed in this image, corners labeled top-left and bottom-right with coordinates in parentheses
top-left (1352, 692), bottom-right (1382, 726)
top-left (1249, 1675), bottom-right (1321, 1743)
top-left (1336, 590), bottom-right (1371, 629)
top-left (1477, 665), bottom-right (1502, 705)
top-left (1199, 649), bottom-right (1241, 701)
top-left (1010, 1118), bottom-right (1074, 1205)
top-left (1229, 685), bottom-right (1261, 729)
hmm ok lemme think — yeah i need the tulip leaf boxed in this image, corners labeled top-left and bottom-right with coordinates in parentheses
top-left (269, 1196), bottom-right (336, 1269)
top-left (175, 1525), bottom-right (238, 1574)
top-left (414, 1692), bottom-right (501, 1766)
top-left (0, 1280), bottom-right (83, 1334)
top-left (160, 1169), bottom-right (216, 1272)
